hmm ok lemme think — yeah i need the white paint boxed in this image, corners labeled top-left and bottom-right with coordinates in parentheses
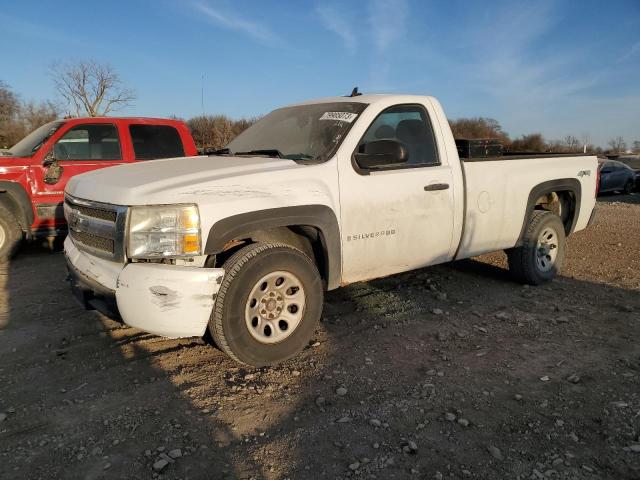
top-left (64, 236), bottom-right (122, 291)
top-left (456, 155), bottom-right (597, 258)
top-left (335, 96), bottom-right (460, 283)
top-left (477, 191), bottom-right (491, 213)
top-left (65, 93), bottom-right (598, 341)
top-left (65, 237), bottom-right (224, 338)
top-left (116, 263), bottom-right (223, 338)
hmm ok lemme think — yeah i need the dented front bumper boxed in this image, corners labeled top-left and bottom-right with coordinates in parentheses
top-left (64, 237), bottom-right (224, 338)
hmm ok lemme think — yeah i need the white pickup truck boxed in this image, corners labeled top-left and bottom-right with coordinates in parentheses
top-left (64, 94), bottom-right (597, 366)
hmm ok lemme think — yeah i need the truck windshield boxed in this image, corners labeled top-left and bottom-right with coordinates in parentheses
top-left (227, 102), bottom-right (367, 162)
top-left (8, 121), bottom-right (65, 157)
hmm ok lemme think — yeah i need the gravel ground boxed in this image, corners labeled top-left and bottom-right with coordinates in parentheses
top-left (0, 195), bottom-right (639, 480)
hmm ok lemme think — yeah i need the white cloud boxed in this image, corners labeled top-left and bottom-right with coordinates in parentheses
top-left (316, 5), bottom-right (357, 55)
top-left (366, 0), bottom-right (408, 90)
top-left (191, 2), bottom-right (280, 46)
top-left (368, 0), bottom-right (407, 53)
top-left (462, 2), bottom-right (602, 107)
top-left (619, 40), bottom-right (640, 62)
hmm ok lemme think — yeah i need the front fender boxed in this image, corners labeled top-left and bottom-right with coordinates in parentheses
top-left (203, 205), bottom-right (341, 290)
top-left (0, 180), bottom-right (34, 231)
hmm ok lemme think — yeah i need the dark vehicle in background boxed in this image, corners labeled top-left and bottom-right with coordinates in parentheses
top-left (615, 156), bottom-right (640, 192)
top-left (598, 159), bottom-right (636, 195)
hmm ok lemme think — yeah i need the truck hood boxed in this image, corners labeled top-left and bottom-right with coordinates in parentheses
top-left (65, 155), bottom-right (308, 205)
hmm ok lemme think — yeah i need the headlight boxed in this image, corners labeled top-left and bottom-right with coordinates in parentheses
top-left (128, 204), bottom-right (201, 258)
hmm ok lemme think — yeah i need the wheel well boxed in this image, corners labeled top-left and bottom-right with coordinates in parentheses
top-left (0, 182), bottom-right (34, 234)
top-left (207, 226), bottom-right (329, 288)
top-left (0, 193), bottom-right (27, 231)
top-left (533, 190), bottom-right (576, 236)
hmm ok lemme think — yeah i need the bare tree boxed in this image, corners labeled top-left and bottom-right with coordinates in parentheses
top-left (563, 135), bottom-right (580, 151)
top-left (580, 132), bottom-right (591, 153)
top-left (20, 100), bottom-right (60, 132)
top-left (0, 81), bottom-right (20, 123)
top-left (51, 60), bottom-right (135, 117)
top-left (607, 136), bottom-right (627, 153)
top-left (187, 115), bottom-right (257, 151)
top-left (449, 117), bottom-right (510, 145)
top-left (547, 139), bottom-right (566, 153)
top-left (510, 133), bottom-right (548, 153)
top-left (0, 81), bottom-right (62, 147)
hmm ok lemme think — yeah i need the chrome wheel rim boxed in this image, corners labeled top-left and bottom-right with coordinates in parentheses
top-left (245, 270), bottom-right (306, 344)
top-left (0, 224), bottom-right (6, 249)
top-left (536, 227), bottom-right (558, 272)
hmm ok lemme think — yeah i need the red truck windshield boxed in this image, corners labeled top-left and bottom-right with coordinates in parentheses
top-left (8, 121), bottom-right (65, 157)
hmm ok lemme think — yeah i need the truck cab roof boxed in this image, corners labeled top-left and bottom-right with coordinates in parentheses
top-left (54, 117), bottom-right (187, 125)
top-left (288, 93), bottom-right (437, 107)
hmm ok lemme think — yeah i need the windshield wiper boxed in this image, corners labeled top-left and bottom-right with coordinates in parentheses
top-left (283, 153), bottom-right (315, 160)
top-left (204, 147), bottom-right (232, 156)
top-left (235, 149), bottom-right (283, 158)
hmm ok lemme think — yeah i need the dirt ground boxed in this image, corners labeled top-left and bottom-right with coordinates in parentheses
top-left (1, 194), bottom-right (639, 480)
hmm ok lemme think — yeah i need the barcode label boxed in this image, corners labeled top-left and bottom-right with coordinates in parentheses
top-left (319, 112), bottom-right (358, 123)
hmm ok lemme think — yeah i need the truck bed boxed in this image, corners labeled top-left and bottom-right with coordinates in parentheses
top-left (455, 154), bottom-right (598, 260)
top-left (463, 153), bottom-right (586, 162)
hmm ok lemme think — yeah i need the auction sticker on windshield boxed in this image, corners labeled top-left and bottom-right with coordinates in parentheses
top-left (319, 112), bottom-right (358, 123)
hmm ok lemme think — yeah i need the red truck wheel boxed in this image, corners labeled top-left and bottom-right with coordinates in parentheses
top-left (0, 205), bottom-right (22, 262)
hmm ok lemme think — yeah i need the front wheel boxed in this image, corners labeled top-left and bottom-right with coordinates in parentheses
top-left (507, 210), bottom-right (565, 285)
top-left (0, 206), bottom-right (23, 262)
top-left (209, 242), bottom-right (323, 366)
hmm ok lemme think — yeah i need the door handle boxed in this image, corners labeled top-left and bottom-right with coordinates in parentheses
top-left (424, 183), bottom-right (449, 191)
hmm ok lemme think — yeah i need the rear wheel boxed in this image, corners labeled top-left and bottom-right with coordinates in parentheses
top-left (209, 242), bottom-right (323, 366)
top-left (507, 210), bottom-right (565, 285)
top-left (623, 180), bottom-right (633, 195)
top-left (0, 206), bottom-right (22, 262)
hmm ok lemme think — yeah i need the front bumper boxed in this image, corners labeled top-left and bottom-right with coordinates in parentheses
top-left (65, 237), bottom-right (225, 338)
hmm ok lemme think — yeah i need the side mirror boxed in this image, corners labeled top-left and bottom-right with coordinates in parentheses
top-left (43, 150), bottom-right (57, 167)
top-left (43, 150), bottom-right (63, 184)
top-left (354, 139), bottom-right (408, 169)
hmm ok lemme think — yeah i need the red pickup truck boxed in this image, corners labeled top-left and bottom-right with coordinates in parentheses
top-left (0, 117), bottom-right (197, 260)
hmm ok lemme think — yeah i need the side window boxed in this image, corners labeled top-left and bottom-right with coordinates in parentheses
top-left (54, 124), bottom-right (121, 160)
top-left (357, 104), bottom-right (439, 168)
top-left (129, 125), bottom-right (185, 160)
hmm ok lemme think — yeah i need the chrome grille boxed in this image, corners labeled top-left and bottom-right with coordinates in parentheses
top-left (73, 204), bottom-right (117, 222)
top-left (71, 231), bottom-right (115, 253)
top-left (64, 195), bottom-right (128, 261)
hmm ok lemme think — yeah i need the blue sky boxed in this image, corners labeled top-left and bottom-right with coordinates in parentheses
top-left (1, 0), bottom-right (639, 147)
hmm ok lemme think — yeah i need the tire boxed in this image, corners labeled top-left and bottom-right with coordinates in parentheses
top-left (507, 210), bottom-right (565, 285)
top-left (623, 180), bottom-right (633, 195)
top-left (209, 242), bottom-right (323, 366)
top-left (0, 205), bottom-right (22, 262)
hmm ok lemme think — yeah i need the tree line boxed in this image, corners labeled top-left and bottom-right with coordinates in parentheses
top-left (449, 117), bottom-right (638, 155)
top-left (0, 80), bottom-right (60, 148)
top-left (0, 77), bottom-right (257, 151)
top-left (1, 60), bottom-right (638, 156)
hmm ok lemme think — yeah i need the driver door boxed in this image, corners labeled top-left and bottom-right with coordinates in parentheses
top-left (337, 103), bottom-right (456, 283)
top-left (30, 123), bottom-right (125, 231)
